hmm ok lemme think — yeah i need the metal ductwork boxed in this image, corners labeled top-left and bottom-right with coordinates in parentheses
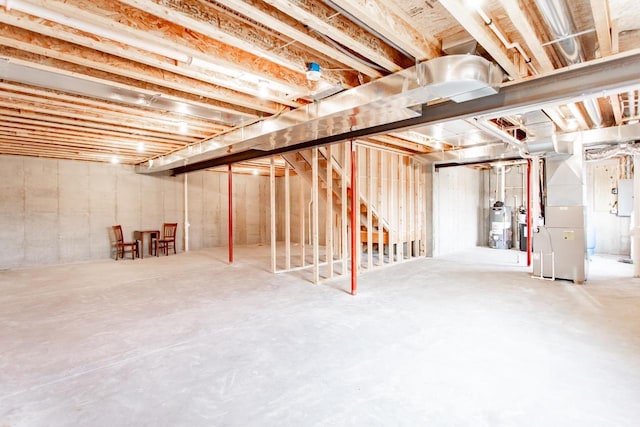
top-left (534, 0), bottom-right (602, 127)
top-left (138, 55), bottom-right (503, 174)
top-left (585, 142), bottom-right (640, 161)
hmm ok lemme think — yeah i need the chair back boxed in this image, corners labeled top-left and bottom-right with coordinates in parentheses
top-left (163, 223), bottom-right (178, 239)
top-left (112, 225), bottom-right (124, 244)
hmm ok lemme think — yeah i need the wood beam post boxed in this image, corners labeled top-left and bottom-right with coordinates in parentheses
top-left (270, 156), bottom-right (276, 273)
top-left (228, 164), bottom-right (233, 264)
top-left (350, 140), bottom-right (358, 295)
top-left (326, 145), bottom-right (334, 278)
top-left (312, 147), bottom-right (320, 284)
top-left (285, 162), bottom-right (291, 270)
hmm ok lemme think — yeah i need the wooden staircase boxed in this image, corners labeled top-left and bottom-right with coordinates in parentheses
top-left (281, 147), bottom-right (389, 247)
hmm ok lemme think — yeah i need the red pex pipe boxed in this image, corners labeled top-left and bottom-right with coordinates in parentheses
top-left (350, 140), bottom-right (357, 296)
top-left (228, 164), bottom-right (234, 264)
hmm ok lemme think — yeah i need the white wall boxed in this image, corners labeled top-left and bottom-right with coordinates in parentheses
top-left (434, 166), bottom-right (483, 256)
top-left (0, 155), bottom-right (272, 269)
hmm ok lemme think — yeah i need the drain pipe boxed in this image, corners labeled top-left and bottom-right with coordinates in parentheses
top-left (533, 0), bottom-right (602, 127)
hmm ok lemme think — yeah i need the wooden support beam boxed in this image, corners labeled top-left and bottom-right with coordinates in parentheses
top-left (122, 0), bottom-right (380, 81)
top-left (398, 154), bottom-right (405, 262)
top-left (497, 0), bottom-right (555, 73)
top-left (0, 29), bottom-right (276, 115)
top-left (378, 150), bottom-right (385, 267)
top-left (342, 141), bottom-right (349, 275)
top-left (312, 147), bottom-right (320, 284)
top-left (421, 164), bottom-right (428, 256)
top-left (367, 147), bottom-right (373, 270)
top-left (438, 0), bottom-right (522, 79)
top-left (590, 0), bottom-right (613, 57)
top-left (285, 162), bottom-right (291, 270)
top-left (409, 159), bottom-right (415, 259)
top-left (350, 140), bottom-right (358, 295)
top-left (0, 82), bottom-right (221, 135)
top-left (299, 174), bottom-right (306, 268)
top-left (264, 0), bottom-right (410, 72)
top-left (389, 153), bottom-right (397, 265)
top-left (270, 156), bottom-right (277, 273)
top-left (22, 0), bottom-right (315, 92)
top-left (228, 164), bottom-right (234, 264)
top-left (326, 145), bottom-right (334, 279)
top-left (327, 0), bottom-right (440, 60)
top-left (355, 145), bottom-right (362, 273)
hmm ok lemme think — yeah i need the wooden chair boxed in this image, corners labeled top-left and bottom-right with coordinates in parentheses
top-left (154, 223), bottom-right (178, 256)
top-left (112, 225), bottom-right (139, 260)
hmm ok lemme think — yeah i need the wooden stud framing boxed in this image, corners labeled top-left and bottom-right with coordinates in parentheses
top-left (326, 145), bottom-right (334, 279)
top-left (367, 147), bottom-right (373, 270)
top-left (342, 141), bottom-right (349, 276)
top-left (299, 174), bottom-right (306, 268)
top-left (409, 159), bottom-right (415, 258)
top-left (389, 153), bottom-right (397, 265)
top-left (398, 154), bottom-right (405, 262)
top-left (270, 156), bottom-right (277, 273)
top-left (285, 162), bottom-right (291, 271)
top-left (312, 147), bottom-right (320, 284)
top-left (378, 149), bottom-right (385, 267)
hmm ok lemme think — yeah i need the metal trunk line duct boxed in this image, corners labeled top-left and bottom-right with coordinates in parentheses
top-left (533, 0), bottom-right (602, 127)
top-left (137, 55), bottom-right (503, 174)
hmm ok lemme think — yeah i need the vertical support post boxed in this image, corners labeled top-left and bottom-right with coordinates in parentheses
top-left (399, 155), bottom-right (405, 262)
top-left (285, 162), bottom-right (291, 270)
top-left (527, 159), bottom-right (533, 267)
top-left (184, 173), bottom-right (189, 253)
top-left (270, 156), bottom-right (276, 273)
top-left (378, 150), bottom-right (384, 266)
top-left (389, 153), bottom-right (397, 265)
top-left (228, 164), bottom-right (233, 264)
top-left (350, 140), bottom-right (358, 295)
top-left (342, 142), bottom-right (348, 275)
top-left (312, 148), bottom-right (320, 283)
top-left (299, 174), bottom-right (305, 267)
top-left (326, 145), bottom-right (334, 278)
top-left (367, 147), bottom-right (373, 270)
top-left (409, 159), bottom-right (415, 258)
top-left (632, 155), bottom-right (640, 277)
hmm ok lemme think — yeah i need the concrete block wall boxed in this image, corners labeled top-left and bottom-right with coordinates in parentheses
top-left (186, 170), bottom-right (271, 249)
top-left (0, 155), bottom-right (275, 269)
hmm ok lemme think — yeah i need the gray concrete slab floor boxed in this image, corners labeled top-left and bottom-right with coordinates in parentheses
top-left (1, 245), bottom-right (639, 426)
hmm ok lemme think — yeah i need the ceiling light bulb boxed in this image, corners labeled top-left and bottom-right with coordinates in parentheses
top-left (252, 169), bottom-right (259, 176)
top-left (110, 156), bottom-right (119, 164)
top-left (178, 121), bottom-right (188, 133)
top-left (137, 142), bottom-right (145, 153)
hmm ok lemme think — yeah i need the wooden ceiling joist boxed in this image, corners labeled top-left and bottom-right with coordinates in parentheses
top-left (0, 90), bottom-right (215, 138)
top-left (263, 0), bottom-right (412, 73)
top-left (438, 0), bottom-right (523, 79)
top-left (117, 0), bottom-right (365, 86)
top-left (0, 26), bottom-right (280, 116)
top-left (197, 0), bottom-right (384, 79)
top-left (327, 0), bottom-right (440, 60)
top-left (24, 0), bottom-right (315, 92)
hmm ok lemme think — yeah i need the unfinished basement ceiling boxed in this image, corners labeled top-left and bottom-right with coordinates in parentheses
top-left (0, 0), bottom-right (639, 168)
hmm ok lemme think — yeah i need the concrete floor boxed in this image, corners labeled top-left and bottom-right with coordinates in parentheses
top-left (1, 246), bottom-right (639, 427)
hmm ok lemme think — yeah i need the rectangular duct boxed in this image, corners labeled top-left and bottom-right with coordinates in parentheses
top-left (138, 55), bottom-right (503, 174)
